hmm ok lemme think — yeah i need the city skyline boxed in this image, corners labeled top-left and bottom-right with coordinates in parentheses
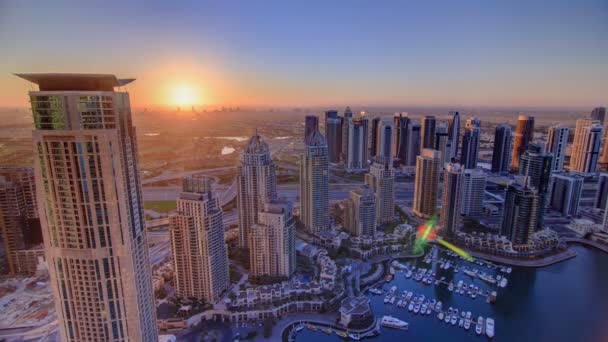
top-left (1, 1), bottom-right (607, 108)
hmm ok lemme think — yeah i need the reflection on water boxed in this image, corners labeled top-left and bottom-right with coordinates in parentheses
top-left (206, 136), bottom-right (248, 141)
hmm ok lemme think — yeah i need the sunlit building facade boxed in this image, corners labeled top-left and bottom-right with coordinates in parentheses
top-left (19, 73), bottom-right (157, 341)
top-left (413, 149), bottom-right (441, 218)
top-left (300, 129), bottom-right (330, 234)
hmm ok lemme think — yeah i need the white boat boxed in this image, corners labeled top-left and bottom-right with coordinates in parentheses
top-left (369, 288), bottom-right (382, 295)
top-left (421, 303), bottom-right (427, 314)
top-left (476, 317), bottom-right (484, 335)
top-left (436, 301), bottom-right (442, 311)
top-left (464, 319), bottom-right (471, 330)
top-left (414, 303), bottom-right (421, 314)
top-left (464, 269), bottom-right (478, 277)
top-left (408, 302), bottom-right (414, 311)
top-left (389, 296), bottom-right (396, 304)
top-left (500, 278), bottom-right (508, 288)
top-left (384, 295), bottom-right (391, 304)
top-left (406, 292), bottom-right (413, 300)
top-left (459, 318), bottom-right (464, 328)
top-left (448, 283), bottom-right (454, 292)
top-left (479, 273), bottom-right (497, 284)
top-left (397, 300), bottom-right (403, 307)
top-left (405, 270), bottom-right (412, 278)
top-left (295, 325), bottom-right (304, 332)
top-left (437, 312), bottom-right (444, 320)
top-left (444, 313), bottom-right (450, 323)
top-left (486, 318), bottom-right (495, 338)
top-left (348, 333), bottom-right (361, 340)
top-left (451, 315), bottom-right (457, 325)
top-left (390, 286), bottom-right (397, 294)
top-left (380, 316), bottom-right (409, 330)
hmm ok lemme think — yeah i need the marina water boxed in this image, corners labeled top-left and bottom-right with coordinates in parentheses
top-left (296, 245), bottom-right (608, 341)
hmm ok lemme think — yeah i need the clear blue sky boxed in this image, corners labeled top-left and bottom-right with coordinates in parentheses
top-left (1, 0), bottom-right (606, 107)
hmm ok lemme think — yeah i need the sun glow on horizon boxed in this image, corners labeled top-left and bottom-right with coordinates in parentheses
top-left (170, 84), bottom-right (199, 106)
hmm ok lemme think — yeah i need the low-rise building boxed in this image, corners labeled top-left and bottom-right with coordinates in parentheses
top-left (339, 296), bottom-right (373, 328)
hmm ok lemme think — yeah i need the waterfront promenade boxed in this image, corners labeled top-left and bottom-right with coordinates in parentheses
top-left (461, 246), bottom-right (576, 267)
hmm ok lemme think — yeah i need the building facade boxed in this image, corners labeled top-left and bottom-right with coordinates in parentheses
top-left (325, 110), bottom-right (342, 163)
top-left (345, 115), bottom-right (369, 172)
top-left (394, 113), bottom-right (410, 165)
top-left (300, 130), bottom-right (330, 234)
top-left (461, 168), bottom-right (486, 217)
top-left (421, 116), bottom-right (436, 149)
top-left (546, 125), bottom-right (569, 172)
top-left (548, 172), bottom-right (583, 217)
top-left (460, 117), bottom-right (480, 169)
top-left (435, 122), bottom-right (449, 167)
top-left (250, 200), bottom-right (296, 279)
top-left (491, 124), bottom-right (512, 173)
top-left (511, 114), bottom-right (535, 171)
top-left (440, 163), bottom-right (463, 237)
top-left (343, 186), bottom-right (376, 237)
top-left (518, 143), bottom-right (553, 231)
top-left (365, 156), bottom-right (395, 225)
top-left (448, 111), bottom-right (460, 161)
top-left (570, 118), bottom-right (602, 173)
top-left (170, 175), bottom-right (230, 303)
top-left (413, 149), bottom-right (441, 218)
top-left (237, 133), bottom-right (278, 248)
top-left (501, 177), bottom-right (539, 246)
top-left (20, 73), bottom-right (158, 341)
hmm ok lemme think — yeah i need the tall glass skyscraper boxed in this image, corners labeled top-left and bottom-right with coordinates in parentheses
top-left (511, 114), bottom-right (535, 171)
top-left (491, 124), bottom-right (512, 173)
top-left (300, 127), bottom-right (330, 234)
top-left (18, 73), bottom-right (158, 341)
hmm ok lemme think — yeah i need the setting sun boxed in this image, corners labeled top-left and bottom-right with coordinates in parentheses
top-left (171, 84), bottom-right (197, 106)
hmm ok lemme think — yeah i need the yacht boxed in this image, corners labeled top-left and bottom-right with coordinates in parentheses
top-left (390, 286), bottom-right (397, 294)
top-left (420, 303), bottom-right (427, 314)
top-left (486, 318), bottom-right (495, 338)
top-left (436, 301), bottom-right (442, 311)
top-left (479, 273), bottom-right (497, 284)
top-left (464, 318), bottom-right (471, 330)
top-left (348, 333), bottom-right (361, 340)
top-left (389, 296), bottom-right (396, 305)
top-left (444, 313), bottom-right (451, 323)
top-left (414, 303), bottom-right (421, 314)
top-left (384, 295), bottom-right (391, 304)
top-left (459, 318), bottom-right (464, 328)
top-left (369, 288), bottom-right (382, 295)
top-left (380, 316), bottom-right (409, 330)
top-left (454, 308), bottom-right (459, 317)
top-left (451, 314), bottom-right (457, 325)
top-left (408, 302), bottom-right (414, 311)
top-left (437, 312), bottom-right (444, 320)
top-left (295, 325), bottom-right (304, 332)
top-left (405, 270), bottom-right (412, 278)
top-left (397, 300), bottom-right (403, 307)
top-left (464, 269), bottom-right (477, 277)
top-left (336, 331), bottom-right (348, 338)
top-left (406, 292), bottom-right (413, 301)
top-left (476, 317), bottom-right (484, 335)
top-left (448, 283), bottom-right (454, 292)
top-left (430, 299), bottom-right (436, 309)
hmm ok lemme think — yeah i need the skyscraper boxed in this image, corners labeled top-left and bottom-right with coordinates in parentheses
top-left (590, 107), bottom-right (606, 124)
top-left (341, 106), bottom-right (353, 162)
top-left (0, 176), bottom-right (26, 275)
top-left (448, 111), bottom-right (460, 161)
top-left (237, 133), bottom-right (277, 248)
top-left (440, 163), bottom-right (463, 237)
top-left (365, 156), bottom-right (395, 225)
top-left (300, 129), bottom-right (330, 234)
top-left (434, 121), bottom-right (449, 167)
top-left (0, 167), bottom-right (42, 275)
top-left (511, 114), bottom-right (535, 171)
top-left (460, 117), bottom-right (480, 169)
top-left (343, 186), bottom-right (376, 237)
top-left (461, 168), bottom-right (486, 217)
top-left (370, 117), bottom-right (381, 158)
top-left (595, 173), bottom-right (608, 210)
top-left (325, 110), bottom-right (342, 163)
top-left (546, 125), bottom-right (569, 172)
top-left (518, 143), bottom-right (553, 231)
top-left (548, 172), bottom-right (583, 217)
top-left (421, 115), bottom-right (436, 149)
top-left (375, 118), bottom-right (394, 161)
top-left (501, 177), bottom-right (539, 246)
top-left (19, 73), bottom-right (157, 341)
top-left (346, 114), bottom-right (369, 171)
top-left (249, 200), bottom-right (296, 279)
top-left (413, 149), bottom-right (441, 218)
top-left (170, 175), bottom-right (229, 303)
top-left (304, 115), bottom-right (319, 141)
top-left (570, 118), bottom-right (602, 173)
top-left (405, 122), bottom-right (421, 166)
top-left (491, 124), bottom-right (512, 173)
top-left (394, 113), bottom-right (410, 164)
